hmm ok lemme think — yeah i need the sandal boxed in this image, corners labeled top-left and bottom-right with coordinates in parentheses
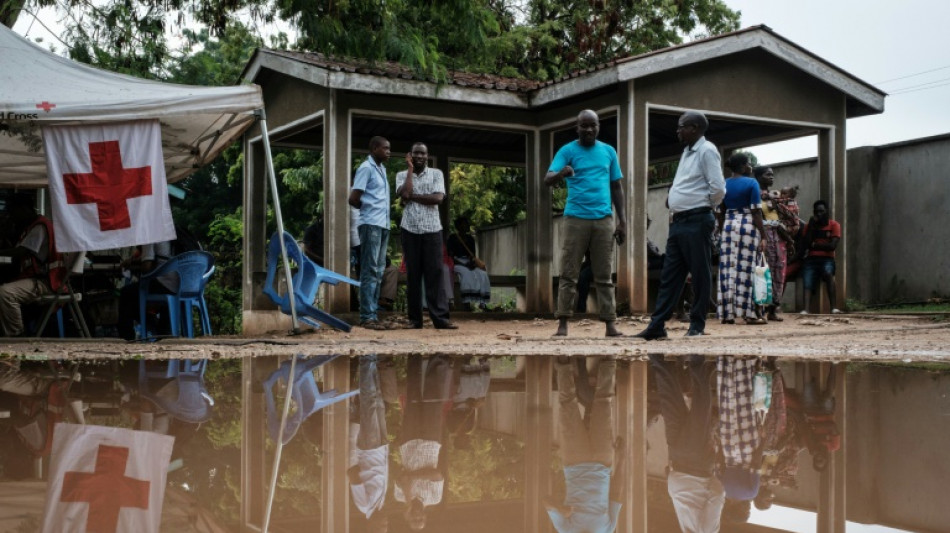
top-left (360, 320), bottom-right (385, 330)
top-left (744, 317), bottom-right (768, 325)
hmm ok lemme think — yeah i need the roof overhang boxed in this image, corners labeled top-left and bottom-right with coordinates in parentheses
top-left (533, 26), bottom-right (885, 116)
top-left (241, 50), bottom-right (531, 109)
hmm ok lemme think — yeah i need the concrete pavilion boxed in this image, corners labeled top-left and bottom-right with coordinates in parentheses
top-left (238, 25), bottom-right (885, 334)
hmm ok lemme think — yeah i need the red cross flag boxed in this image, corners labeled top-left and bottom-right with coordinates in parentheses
top-left (42, 423), bottom-right (175, 533)
top-left (43, 119), bottom-right (176, 252)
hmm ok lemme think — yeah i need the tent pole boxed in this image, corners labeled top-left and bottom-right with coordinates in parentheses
top-left (256, 109), bottom-right (301, 533)
top-left (260, 353), bottom-right (300, 533)
top-left (255, 109), bottom-right (300, 332)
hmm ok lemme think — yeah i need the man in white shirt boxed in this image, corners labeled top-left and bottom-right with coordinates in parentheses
top-left (348, 354), bottom-right (390, 532)
top-left (636, 111), bottom-right (726, 340)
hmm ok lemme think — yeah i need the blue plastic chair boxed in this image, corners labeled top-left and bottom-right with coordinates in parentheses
top-left (262, 231), bottom-right (360, 332)
top-left (138, 251), bottom-right (215, 338)
top-left (138, 359), bottom-right (213, 424)
top-left (262, 354), bottom-right (358, 444)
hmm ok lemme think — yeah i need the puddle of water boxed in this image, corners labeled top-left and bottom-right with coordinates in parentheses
top-left (0, 355), bottom-right (946, 532)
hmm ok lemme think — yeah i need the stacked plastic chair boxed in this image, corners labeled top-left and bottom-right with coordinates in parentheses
top-left (138, 360), bottom-right (213, 424)
top-left (262, 231), bottom-right (360, 332)
top-left (262, 354), bottom-right (357, 444)
top-left (137, 250), bottom-right (215, 338)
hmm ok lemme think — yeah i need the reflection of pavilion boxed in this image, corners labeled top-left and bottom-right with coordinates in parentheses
top-left (241, 356), bottom-right (857, 533)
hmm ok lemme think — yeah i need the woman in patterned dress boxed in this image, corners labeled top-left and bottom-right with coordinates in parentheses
top-left (754, 166), bottom-right (797, 322)
top-left (717, 153), bottom-right (767, 324)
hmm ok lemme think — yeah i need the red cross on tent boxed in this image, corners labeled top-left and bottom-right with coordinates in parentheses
top-left (63, 140), bottom-right (152, 231)
top-left (42, 119), bottom-right (177, 252)
top-left (60, 444), bottom-right (150, 532)
top-left (42, 423), bottom-right (174, 533)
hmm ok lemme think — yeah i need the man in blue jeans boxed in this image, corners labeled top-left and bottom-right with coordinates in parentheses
top-left (348, 136), bottom-right (392, 329)
top-left (636, 111), bottom-right (726, 339)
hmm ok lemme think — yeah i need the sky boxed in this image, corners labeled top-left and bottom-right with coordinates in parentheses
top-left (12, 0), bottom-right (950, 165)
top-left (726, 0), bottom-right (950, 163)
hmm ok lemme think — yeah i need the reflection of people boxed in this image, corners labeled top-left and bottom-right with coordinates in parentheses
top-left (395, 355), bottom-right (452, 530)
top-left (545, 356), bottom-right (623, 532)
top-left (716, 356), bottom-right (761, 519)
top-left (650, 354), bottom-right (723, 532)
top-left (447, 217), bottom-right (491, 310)
top-left (546, 109), bottom-right (625, 337)
top-left (349, 136), bottom-right (392, 330)
top-left (348, 355), bottom-right (390, 532)
top-left (447, 356), bottom-right (491, 450)
top-left (0, 197), bottom-right (65, 337)
top-left (636, 111), bottom-right (725, 340)
top-left (396, 143), bottom-right (456, 330)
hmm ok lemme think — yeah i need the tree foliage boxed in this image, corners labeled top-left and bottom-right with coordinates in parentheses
top-left (6, 0), bottom-right (740, 82)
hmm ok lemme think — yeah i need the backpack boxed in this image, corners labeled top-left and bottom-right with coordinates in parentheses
top-left (171, 223), bottom-right (203, 255)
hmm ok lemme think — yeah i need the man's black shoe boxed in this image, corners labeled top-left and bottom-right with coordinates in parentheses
top-left (685, 329), bottom-right (704, 337)
top-left (633, 327), bottom-right (668, 341)
top-left (434, 321), bottom-right (459, 330)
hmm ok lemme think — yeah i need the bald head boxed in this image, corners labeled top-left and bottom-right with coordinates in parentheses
top-left (681, 111), bottom-right (708, 132)
top-left (576, 109), bottom-right (600, 146)
top-left (676, 111), bottom-right (708, 146)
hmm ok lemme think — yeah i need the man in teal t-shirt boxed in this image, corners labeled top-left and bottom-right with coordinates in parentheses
top-left (545, 109), bottom-right (626, 337)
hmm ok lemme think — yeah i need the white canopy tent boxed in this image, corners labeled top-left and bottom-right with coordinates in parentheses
top-left (0, 23), bottom-right (263, 188)
top-left (1, 25), bottom-right (313, 531)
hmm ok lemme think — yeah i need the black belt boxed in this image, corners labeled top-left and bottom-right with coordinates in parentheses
top-left (672, 206), bottom-right (712, 222)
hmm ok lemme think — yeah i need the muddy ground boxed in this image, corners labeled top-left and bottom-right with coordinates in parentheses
top-left (2, 312), bottom-right (948, 362)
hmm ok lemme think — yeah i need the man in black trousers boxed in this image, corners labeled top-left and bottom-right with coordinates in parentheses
top-left (636, 111), bottom-right (725, 339)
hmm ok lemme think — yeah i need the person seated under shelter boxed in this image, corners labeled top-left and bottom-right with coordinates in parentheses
top-left (116, 240), bottom-right (176, 340)
top-left (447, 217), bottom-right (491, 310)
top-left (0, 196), bottom-right (66, 337)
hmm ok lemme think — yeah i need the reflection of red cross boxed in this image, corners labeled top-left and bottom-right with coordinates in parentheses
top-left (36, 101), bottom-right (56, 112)
top-left (63, 140), bottom-right (152, 231)
top-left (60, 444), bottom-right (151, 532)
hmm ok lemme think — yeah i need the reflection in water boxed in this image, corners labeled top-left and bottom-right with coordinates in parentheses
top-left (0, 356), bottom-right (945, 532)
top-left (545, 356), bottom-right (622, 532)
top-left (349, 355), bottom-right (389, 532)
top-left (651, 354), bottom-right (723, 532)
top-left (395, 355), bottom-right (451, 530)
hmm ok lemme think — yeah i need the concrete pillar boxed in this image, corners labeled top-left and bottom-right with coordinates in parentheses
top-left (243, 137), bottom-right (268, 312)
top-left (525, 130), bottom-right (554, 313)
top-left (630, 92), bottom-right (650, 313)
top-left (617, 359), bottom-right (648, 532)
top-left (523, 356), bottom-right (554, 532)
top-left (324, 90), bottom-right (352, 313)
top-left (817, 125), bottom-right (846, 312)
top-left (618, 81), bottom-right (646, 313)
top-left (241, 356), bottom-right (267, 530)
top-left (816, 362), bottom-right (846, 533)
top-left (321, 356), bottom-right (351, 532)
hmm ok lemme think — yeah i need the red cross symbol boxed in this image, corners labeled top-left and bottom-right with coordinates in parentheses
top-left (60, 444), bottom-right (151, 532)
top-left (63, 140), bottom-right (152, 231)
top-left (36, 101), bottom-right (56, 112)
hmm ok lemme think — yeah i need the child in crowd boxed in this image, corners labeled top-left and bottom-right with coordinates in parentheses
top-left (774, 185), bottom-right (801, 236)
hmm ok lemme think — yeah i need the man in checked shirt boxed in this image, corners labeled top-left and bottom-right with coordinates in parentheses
top-left (396, 142), bottom-right (457, 330)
